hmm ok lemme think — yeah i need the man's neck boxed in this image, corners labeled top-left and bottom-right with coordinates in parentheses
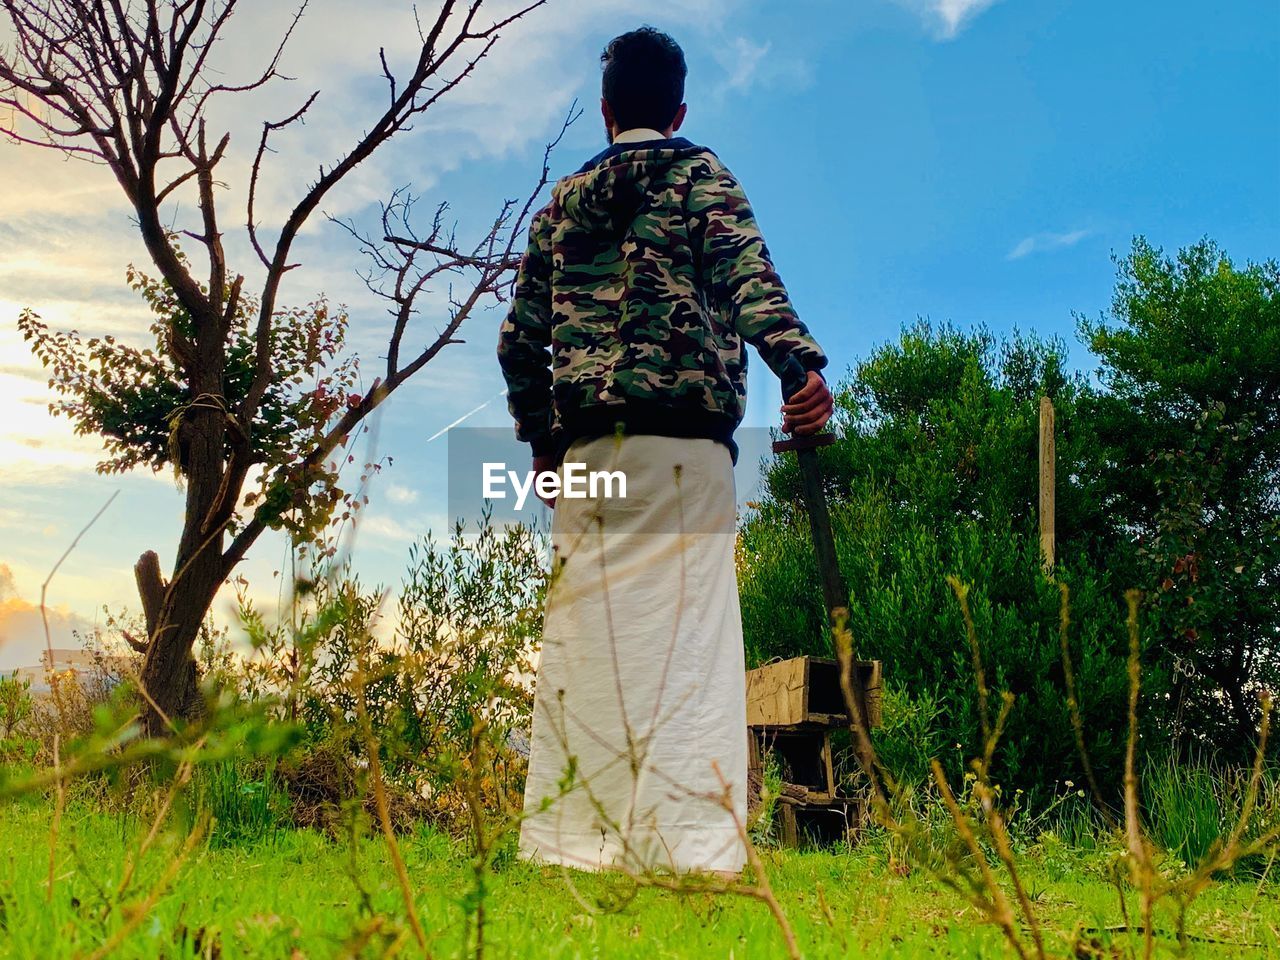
top-left (612, 126), bottom-right (669, 145)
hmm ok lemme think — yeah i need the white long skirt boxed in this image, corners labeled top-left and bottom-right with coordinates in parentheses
top-left (518, 433), bottom-right (749, 875)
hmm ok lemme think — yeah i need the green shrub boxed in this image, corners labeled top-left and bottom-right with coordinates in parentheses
top-left (0, 672), bottom-right (37, 764)
top-left (870, 683), bottom-right (944, 789)
top-left (744, 239), bottom-right (1280, 806)
top-left (230, 509), bottom-right (547, 840)
top-left (739, 323), bottom-right (1140, 807)
top-left (748, 750), bottom-right (785, 848)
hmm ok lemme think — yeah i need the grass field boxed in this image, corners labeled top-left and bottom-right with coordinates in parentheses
top-left (1, 792), bottom-right (1275, 960)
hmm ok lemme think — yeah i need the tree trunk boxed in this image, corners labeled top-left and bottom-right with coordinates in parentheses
top-left (137, 391), bottom-right (228, 736)
top-left (138, 571), bottom-right (217, 735)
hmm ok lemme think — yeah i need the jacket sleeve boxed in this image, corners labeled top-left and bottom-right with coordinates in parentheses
top-left (688, 161), bottom-right (829, 382)
top-left (497, 206), bottom-right (556, 457)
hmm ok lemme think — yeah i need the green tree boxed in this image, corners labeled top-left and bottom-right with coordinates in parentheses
top-left (739, 323), bottom-right (1138, 801)
top-left (1, 1), bottom-right (557, 733)
top-left (1082, 237), bottom-right (1280, 760)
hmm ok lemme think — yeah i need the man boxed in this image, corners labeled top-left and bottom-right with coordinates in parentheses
top-left (498, 25), bottom-right (833, 877)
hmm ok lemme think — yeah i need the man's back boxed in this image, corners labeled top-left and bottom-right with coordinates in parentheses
top-left (498, 134), bottom-right (827, 463)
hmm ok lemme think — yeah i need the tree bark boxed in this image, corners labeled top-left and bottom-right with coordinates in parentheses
top-left (138, 399), bottom-right (226, 735)
top-left (134, 551), bottom-right (165, 639)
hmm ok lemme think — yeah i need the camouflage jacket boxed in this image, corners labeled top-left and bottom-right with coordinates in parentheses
top-left (496, 135), bottom-right (828, 462)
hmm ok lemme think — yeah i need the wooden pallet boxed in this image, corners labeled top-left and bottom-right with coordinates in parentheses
top-left (749, 726), bottom-right (837, 802)
top-left (778, 795), bottom-right (867, 848)
top-left (745, 655), bottom-right (883, 847)
top-left (746, 655), bottom-right (882, 730)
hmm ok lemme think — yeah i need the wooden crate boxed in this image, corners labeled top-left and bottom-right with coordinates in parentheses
top-left (746, 656), bottom-right (882, 729)
top-left (749, 727), bottom-right (836, 803)
top-left (778, 796), bottom-right (866, 848)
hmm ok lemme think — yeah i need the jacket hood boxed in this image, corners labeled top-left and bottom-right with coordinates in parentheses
top-left (552, 136), bottom-right (713, 235)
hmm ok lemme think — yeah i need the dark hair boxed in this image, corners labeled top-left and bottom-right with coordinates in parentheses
top-left (600, 26), bottom-right (686, 132)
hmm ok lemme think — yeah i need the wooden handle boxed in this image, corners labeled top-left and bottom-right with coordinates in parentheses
top-left (772, 432), bottom-right (837, 454)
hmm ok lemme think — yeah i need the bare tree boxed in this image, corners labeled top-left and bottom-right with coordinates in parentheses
top-left (1, 0), bottom-right (568, 734)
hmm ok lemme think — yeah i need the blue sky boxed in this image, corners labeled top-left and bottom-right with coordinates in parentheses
top-left (1, 0), bottom-right (1277, 666)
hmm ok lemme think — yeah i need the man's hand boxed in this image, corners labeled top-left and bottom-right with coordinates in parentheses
top-left (781, 370), bottom-right (834, 435)
top-left (532, 453), bottom-right (557, 508)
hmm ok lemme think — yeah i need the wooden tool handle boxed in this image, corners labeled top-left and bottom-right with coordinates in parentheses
top-left (772, 432), bottom-right (837, 454)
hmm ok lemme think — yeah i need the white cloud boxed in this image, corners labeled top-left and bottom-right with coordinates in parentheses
top-left (893, 0), bottom-right (1002, 40)
top-left (354, 510), bottom-right (453, 551)
top-left (0, 321), bottom-right (113, 485)
top-left (0, 563), bottom-right (96, 672)
top-left (0, 0), bottom-right (753, 381)
top-left (386, 483), bottom-right (419, 506)
top-left (718, 37), bottom-right (770, 92)
top-left (1006, 228), bottom-right (1091, 261)
top-left (709, 35), bottom-right (812, 99)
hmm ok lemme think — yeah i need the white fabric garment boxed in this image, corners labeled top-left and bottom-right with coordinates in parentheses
top-left (611, 126), bottom-right (668, 144)
top-left (518, 433), bottom-right (749, 874)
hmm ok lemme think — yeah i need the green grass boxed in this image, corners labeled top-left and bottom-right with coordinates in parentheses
top-left (191, 759), bottom-right (289, 848)
top-left (1, 797), bottom-right (1276, 959)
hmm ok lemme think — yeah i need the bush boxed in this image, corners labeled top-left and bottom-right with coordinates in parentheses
top-left (742, 241), bottom-right (1280, 800)
top-left (739, 323), bottom-right (1141, 807)
top-left (229, 509), bottom-right (547, 840)
top-left (0, 672), bottom-right (37, 764)
top-left (870, 682), bottom-right (944, 789)
top-left (741, 492), bottom-right (1134, 806)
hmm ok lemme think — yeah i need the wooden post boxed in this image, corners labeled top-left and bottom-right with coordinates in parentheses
top-left (1039, 396), bottom-right (1055, 572)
